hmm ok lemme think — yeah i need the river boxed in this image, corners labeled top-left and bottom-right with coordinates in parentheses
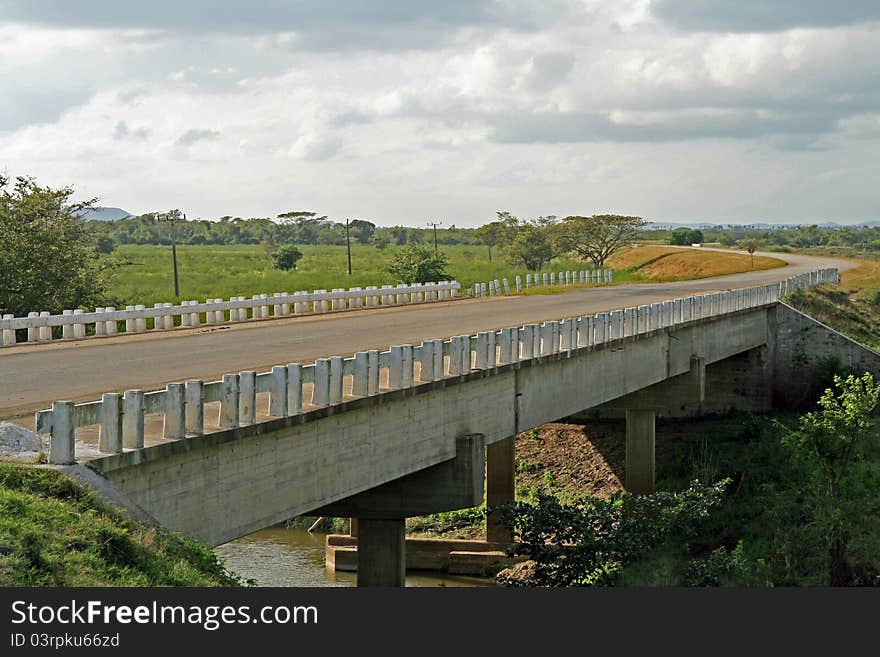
top-left (215, 527), bottom-right (494, 587)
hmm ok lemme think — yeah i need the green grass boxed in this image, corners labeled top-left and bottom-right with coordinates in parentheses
top-left (0, 463), bottom-right (241, 586)
top-left (106, 244), bottom-right (591, 306)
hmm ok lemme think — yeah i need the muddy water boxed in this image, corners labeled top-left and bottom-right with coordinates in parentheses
top-left (215, 527), bottom-right (494, 587)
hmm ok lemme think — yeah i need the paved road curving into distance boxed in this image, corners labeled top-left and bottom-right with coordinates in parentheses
top-left (0, 249), bottom-right (856, 419)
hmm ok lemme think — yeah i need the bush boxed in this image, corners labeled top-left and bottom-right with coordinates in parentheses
top-left (385, 244), bottom-right (450, 284)
top-left (270, 244), bottom-right (303, 271)
top-left (499, 479), bottom-right (729, 586)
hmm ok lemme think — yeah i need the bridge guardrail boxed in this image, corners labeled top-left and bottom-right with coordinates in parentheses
top-left (469, 268), bottom-right (613, 297)
top-left (0, 280), bottom-right (460, 347)
top-left (34, 268), bottom-right (839, 464)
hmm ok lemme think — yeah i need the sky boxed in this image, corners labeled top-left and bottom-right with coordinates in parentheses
top-left (1, 1), bottom-right (879, 226)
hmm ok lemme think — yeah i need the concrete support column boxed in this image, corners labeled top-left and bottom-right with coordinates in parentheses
top-left (625, 409), bottom-right (655, 495)
top-left (357, 518), bottom-right (405, 587)
top-left (486, 436), bottom-right (515, 543)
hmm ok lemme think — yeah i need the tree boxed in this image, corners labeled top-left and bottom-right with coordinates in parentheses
top-left (474, 221), bottom-right (505, 262)
top-left (386, 244), bottom-right (450, 284)
top-left (348, 219), bottom-right (376, 245)
top-left (506, 224), bottom-right (555, 270)
top-left (718, 232), bottom-right (737, 247)
top-left (390, 226), bottom-right (408, 246)
top-left (670, 228), bottom-right (704, 246)
top-left (0, 175), bottom-right (113, 317)
top-left (782, 373), bottom-right (880, 586)
top-left (277, 211), bottom-right (323, 245)
top-left (552, 214), bottom-right (647, 268)
top-left (270, 244), bottom-right (304, 271)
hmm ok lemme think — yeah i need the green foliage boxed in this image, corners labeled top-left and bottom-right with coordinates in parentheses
top-left (270, 244), bottom-right (304, 271)
top-left (670, 228), bottom-right (704, 245)
top-left (684, 541), bottom-right (754, 587)
top-left (0, 175), bottom-right (114, 316)
top-left (0, 463), bottom-right (240, 586)
top-left (499, 479), bottom-right (729, 586)
top-left (506, 224), bottom-right (556, 270)
top-left (552, 214), bottom-right (647, 268)
top-left (385, 244), bottom-right (451, 284)
top-left (348, 219), bottom-right (376, 244)
top-left (782, 373), bottom-right (880, 585)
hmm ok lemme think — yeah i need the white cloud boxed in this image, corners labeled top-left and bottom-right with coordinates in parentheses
top-left (0, 3), bottom-right (879, 224)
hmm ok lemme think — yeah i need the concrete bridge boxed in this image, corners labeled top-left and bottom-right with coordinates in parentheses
top-left (30, 267), bottom-right (880, 585)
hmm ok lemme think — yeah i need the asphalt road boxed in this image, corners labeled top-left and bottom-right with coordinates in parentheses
top-left (0, 250), bottom-right (855, 419)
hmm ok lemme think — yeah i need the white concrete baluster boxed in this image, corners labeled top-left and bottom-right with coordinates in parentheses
top-left (164, 383), bottom-right (185, 439)
top-left (123, 389), bottom-right (145, 449)
top-left (330, 356), bottom-right (344, 403)
top-left (239, 371), bottom-right (256, 425)
top-left (219, 374), bottom-right (240, 428)
top-left (185, 379), bottom-right (204, 436)
top-left (353, 352), bottom-right (369, 395)
top-left (286, 363), bottom-right (303, 414)
top-left (269, 365), bottom-right (287, 417)
top-left (312, 359), bottom-right (330, 407)
top-left (49, 400), bottom-right (75, 465)
top-left (99, 392), bottom-right (123, 453)
top-left (39, 311), bottom-right (52, 341)
top-left (62, 310), bottom-right (74, 339)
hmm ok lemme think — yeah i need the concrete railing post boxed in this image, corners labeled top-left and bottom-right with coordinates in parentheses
top-left (330, 356), bottom-right (344, 404)
top-left (2, 314), bottom-right (14, 346)
top-left (353, 352), bottom-right (369, 395)
top-left (49, 400), bottom-right (75, 464)
top-left (135, 305), bottom-right (147, 332)
top-left (519, 325), bottom-right (534, 360)
top-left (62, 310), bottom-right (74, 339)
top-left (104, 307), bottom-right (118, 335)
top-left (27, 312), bottom-right (38, 342)
top-left (185, 379), bottom-right (204, 436)
top-left (219, 374), bottom-right (240, 428)
top-left (368, 350), bottom-right (380, 393)
top-left (419, 341), bottom-right (434, 382)
top-left (122, 389), bottom-right (145, 449)
top-left (39, 311), bottom-right (52, 341)
top-left (164, 383), bottom-right (185, 440)
top-left (269, 366), bottom-right (288, 417)
top-left (287, 363), bottom-right (303, 414)
top-left (239, 371), bottom-right (257, 425)
top-left (99, 392), bottom-right (123, 453)
top-left (312, 359), bottom-right (330, 408)
top-left (388, 346), bottom-right (403, 389)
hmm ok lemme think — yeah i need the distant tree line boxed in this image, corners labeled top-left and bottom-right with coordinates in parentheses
top-left (88, 211), bottom-right (483, 249)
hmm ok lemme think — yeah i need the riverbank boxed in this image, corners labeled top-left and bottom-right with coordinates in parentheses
top-left (0, 462), bottom-right (240, 586)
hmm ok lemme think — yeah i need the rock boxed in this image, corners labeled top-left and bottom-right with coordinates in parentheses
top-left (0, 422), bottom-right (42, 455)
top-left (495, 559), bottom-right (538, 584)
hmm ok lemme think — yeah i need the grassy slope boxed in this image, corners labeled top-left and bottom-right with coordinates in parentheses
top-left (607, 246), bottom-right (785, 281)
top-left (0, 463), bottom-right (241, 586)
top-left (785, 258), bottom-right (880, 350)
top-left (106, 244), bottom-right (785, 307)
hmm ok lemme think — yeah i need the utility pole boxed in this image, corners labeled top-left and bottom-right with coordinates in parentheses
top-left (427, 220), bottom-right (442, 254)
top-left (157, 210), bottom-right (181, 297)
top-left (345, 218), bottom-right (353, 276)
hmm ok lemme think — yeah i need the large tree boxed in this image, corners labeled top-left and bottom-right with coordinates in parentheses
top-left (553, 214), bottom-right (647, 268)
top-left (0, 175), bottom-right (113, 317)
top-left (474, 220), bottom-right (506, 262)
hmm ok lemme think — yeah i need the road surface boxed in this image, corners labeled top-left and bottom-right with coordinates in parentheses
top-left (0, 250), bottom-right (855, 419)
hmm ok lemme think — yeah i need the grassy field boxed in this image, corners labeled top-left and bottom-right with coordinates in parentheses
top-left (0, 463), bottom-right (241, 586)
top-left (104, 244), bottom-right (787, 307)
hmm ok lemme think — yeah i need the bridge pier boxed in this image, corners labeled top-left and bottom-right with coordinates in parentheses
top-left (486, 436), bottom-right (515, 543)
top-left (355, 518), bottom-right (405, 587)
top-left (625, 409), bottom-right (655, 494)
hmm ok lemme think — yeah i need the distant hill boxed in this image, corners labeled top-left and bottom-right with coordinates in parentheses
top-left (78, 207), bottom-right (133, 221)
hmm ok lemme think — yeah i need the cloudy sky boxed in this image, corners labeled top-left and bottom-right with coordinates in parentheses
top-left (1, 1), bottom-right (879, 225)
